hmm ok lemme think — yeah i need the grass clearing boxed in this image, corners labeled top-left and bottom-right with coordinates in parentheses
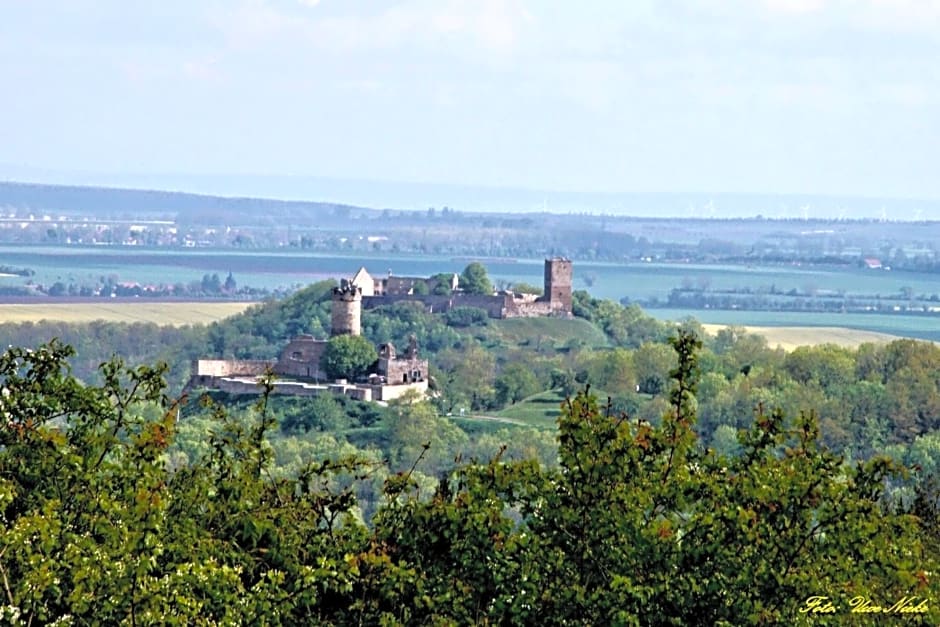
top-left (700, 324), bottom-right (901, 351)
top-left (0, 301), bottom-right (257, 326)
top-left (447, 416), bottom-right (528, 434)
top-left (495, 390), bottom-right (567, 429)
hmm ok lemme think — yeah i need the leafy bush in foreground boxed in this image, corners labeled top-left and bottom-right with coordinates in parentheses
top-left (0, 334), bottom-right (936, 625)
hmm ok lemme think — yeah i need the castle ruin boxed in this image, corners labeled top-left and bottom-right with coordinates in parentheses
top-left (354, 257), bottom-right (574, 319)
top-left (190, 279), bottom-right (429, 402)
top-left (189, 258), bottom-right (572, 401)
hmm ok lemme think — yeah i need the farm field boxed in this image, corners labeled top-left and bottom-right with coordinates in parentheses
top-left (6, 244), bottom-right (940, 305)
top-left (3, 244), bottom-right (940, 341)
top-left (699, 324), bottom-right (902, 351)
top-left (654, 307), bottom-right (940, 343)
top-left (0, 301), bottom-right (257, 326)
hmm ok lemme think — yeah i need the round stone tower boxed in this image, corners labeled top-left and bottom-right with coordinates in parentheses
top-left (331, 281), bottom-right (362, 336)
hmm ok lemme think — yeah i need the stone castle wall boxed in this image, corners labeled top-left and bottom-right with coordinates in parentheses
top-left (191, 374), bottom-right (426, 403)
top-left (194, 359), bottom-right (275, 377)
top-left (274, 336), bottom-right (328, 380)
top-left (190, 259), bottom-right (571, 401)
top-left (362, 291), bottom-right (574, 319)
top-left (361, 258), bottom-right (573, 319)
top-left (363, 293), bottom-right (511, 318)
top-left (381, 356), bottom-right (428, 385)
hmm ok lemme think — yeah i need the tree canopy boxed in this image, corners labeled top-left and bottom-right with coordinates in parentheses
top-left (459, 262), bottom-right (493, 295)
top-left (320, 333), bottom-right (377, 381)
top-left (1, 335), bottom-right (935, 624)
top-left (429, 272), bottom-right (455, 295)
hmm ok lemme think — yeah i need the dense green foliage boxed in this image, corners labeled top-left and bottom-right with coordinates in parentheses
top-left (429, 273), bottom-right (455, 296)
top-left (3, 278), bottom-right (940, 460)
top-left (443, 306), bottom-right (489, 327)
top-left (320, 334), bottom-right (378, 381)
top-left (1, 336), bottom-right (937, 624)
top-left (459, 262), bottom-right (494, 295)
top-left (0, 320), bottom-right (208, 391)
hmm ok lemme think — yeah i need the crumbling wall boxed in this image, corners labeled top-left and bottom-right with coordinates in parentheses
top-left (190, 376), bottom-right (374, 401)
top-left (381, 357), bottom-right (429, 385)
top-left (372, 380), bottom-right (429, 401)
top-left (504, 301), bottom-right (556, 318)
top-left (362, 293), bottom-right (510, 318)
top-left (193, 359), bottom-right (275, 378)
top-left (274, 336), bottom-right (327, 379)
top-left (209, 377), bottom-right (272, 395)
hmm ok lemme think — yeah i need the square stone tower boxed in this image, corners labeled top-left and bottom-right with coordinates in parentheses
top-left (543, 257), bottom-right (573, 313)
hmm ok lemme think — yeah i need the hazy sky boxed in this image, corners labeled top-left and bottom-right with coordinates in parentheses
top-left (1, 0), bottom-right (938, 199)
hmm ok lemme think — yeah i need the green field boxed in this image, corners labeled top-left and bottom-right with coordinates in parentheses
top-left (3, 244), bottom-right (940, 341)
top-left (0, 301), bottom-right (257, 326)
top-left (494, 390), bottom-right (568, 429)
top-left (6, 244), bottom-right (940, 305)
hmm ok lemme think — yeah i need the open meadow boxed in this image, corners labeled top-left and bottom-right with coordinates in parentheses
top-left (699, 323), bottom-right (902, 351)
top-left (0, 301), bottom-right (257, 326)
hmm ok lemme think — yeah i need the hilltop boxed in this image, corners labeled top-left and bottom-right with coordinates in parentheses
top-left (0, 180), bottom-right (371, 226)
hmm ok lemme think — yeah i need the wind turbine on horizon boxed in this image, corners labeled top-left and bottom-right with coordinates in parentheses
top-left (705, 199), bottom-right (716, 218)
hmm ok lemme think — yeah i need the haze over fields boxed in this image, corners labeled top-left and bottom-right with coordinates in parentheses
top-left (1, 1), bottom-right (939, 217)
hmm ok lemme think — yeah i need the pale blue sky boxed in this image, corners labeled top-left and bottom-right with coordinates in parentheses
top-left (1, 0), bottom-right (938, 200)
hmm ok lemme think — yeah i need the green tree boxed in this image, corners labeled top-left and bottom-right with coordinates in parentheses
top-left (494, 362), bottom-right (541, 405)
top-left (0, 341), bottom-right (374, 624)
top-left (575, 346), bottom-right (636, 394)
top-left (385, 391), bottom-right (468, 473)
top-left (368, 330), bottom-right (938, 625)
top-left (434, 342), bottom-right (496, 411)
top-left (550, 367), bottom-right (578, 397)
top-left (279, 392), bottom-right (349, 433)
top-left (511, 281), bottom-right (543, 295)
top-left (444, 306), bottom-right (489, 327)
top-left (2, 333), bottom-right (938, 625)
top-left (710, 423), bottom-right (742, 457)
top-left (430, 273), bottom-right (455, 295)
top-left (459, 262), bottom-right (493, 295)
top-left (320, 334), bottom-right (378, 381)
top-left (632, 340), bottom-right (677, 395)
top-left (785, 344), bottom-right (855, 388)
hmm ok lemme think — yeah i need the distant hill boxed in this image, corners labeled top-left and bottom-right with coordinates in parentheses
top-left (0, 180), bottom-right (373, 226)
top-left (3, 171), bottom-right (940, 219)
